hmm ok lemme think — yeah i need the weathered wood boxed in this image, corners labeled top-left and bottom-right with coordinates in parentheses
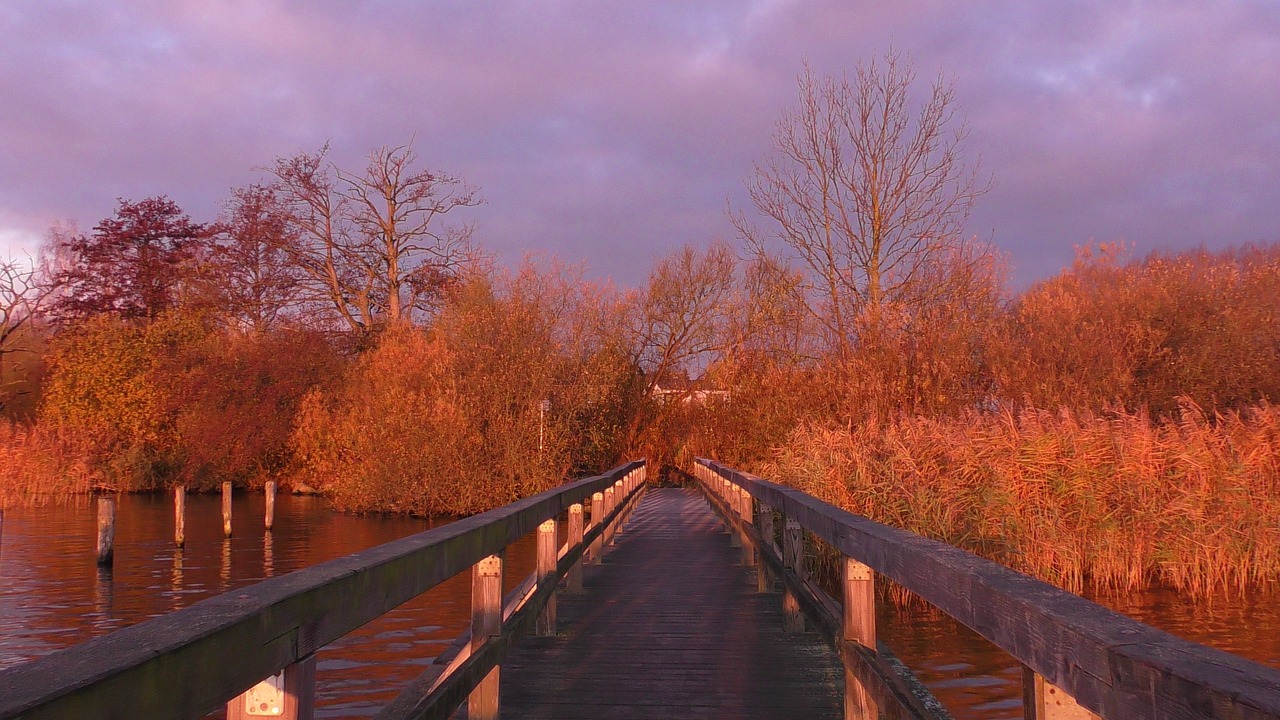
top-left (265, 481), bottom-right (277, 531)
top-left (758, 503), bottom-right (776, 592)
top-left (227, 655), bottom-right (315, 720)
top-left (844, 557), bottom-right (878, 720)
top-left (536, 520), bottom-right (557, 637)
top-left (603, 486), bottom-right (616, 547)
top-left (782, 515), bottom-right (804, 633)
top-left (222, 481), bottom-right (233, 538)
top-left (1024, 668), bottom-right (1099, 720)
top-left (96, 497), bottom-right (115, 567)
top-left (174, 487), bottom-right (185, 548)
top-left (697, 458), bottom-right (1280, 720)
top-left (567, 504), bottom-right (584, 593)
top-left (470, 554), bottom-right (503, 720)
top-left (589, 492), bottom-right (605, 565)
top-left (0, 461), bottom-right (642, 720)
top-left (739, 488), bottom-right (755, 566)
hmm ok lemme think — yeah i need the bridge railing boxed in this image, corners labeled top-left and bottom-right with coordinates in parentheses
top-left (0, 460), bottom-right (648, 720)
top-left (693, 458), bottom-right (1280, 720)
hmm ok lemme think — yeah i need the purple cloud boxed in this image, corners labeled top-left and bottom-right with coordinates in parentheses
top-left (2, 0), bottom-right (1277, 287)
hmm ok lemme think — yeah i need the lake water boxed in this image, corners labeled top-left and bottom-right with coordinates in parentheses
top-left (1, 492), bottom-right (1276, 718)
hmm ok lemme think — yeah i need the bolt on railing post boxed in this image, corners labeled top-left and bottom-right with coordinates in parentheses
top-left (567, 503), bottom-right (584, 593)
top-left (469, 553), bottom-right (503, 720)
top-left (536, 520), bottom-right (557, 636)
top-left (1023, 668), bottom-right (1101, 720)
top-left (843, 557), bottom-right (878, 719)
top-left (227, 656), bottom-right (316, 720)
top-left (782, 515), bottom-right (805, 633)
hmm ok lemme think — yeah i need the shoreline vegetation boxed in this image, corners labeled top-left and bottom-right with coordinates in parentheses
top-left (3, 56), bottom-right (1279, 599)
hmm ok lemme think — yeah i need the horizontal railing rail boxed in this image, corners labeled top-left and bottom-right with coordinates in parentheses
top-left (0, 461), bottom-right (646, 720)
top-left (695, 458), bottom-right (1280, 720)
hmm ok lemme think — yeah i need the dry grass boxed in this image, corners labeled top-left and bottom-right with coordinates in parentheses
top-left (765, 401), bottom-right (1280, 598)
top-left (0, 421), bottom-right (100, 508)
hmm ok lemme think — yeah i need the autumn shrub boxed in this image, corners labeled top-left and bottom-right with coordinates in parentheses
top-left (0, 421), bottom-right (99, 507)
top-left (764, 402), bottom-right (1280, 598)
top-left (292, 267), bottom-right (635, 516)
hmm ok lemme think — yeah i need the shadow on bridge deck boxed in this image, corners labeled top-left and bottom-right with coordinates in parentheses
top-left (495, 487), bottom-right (842, 719)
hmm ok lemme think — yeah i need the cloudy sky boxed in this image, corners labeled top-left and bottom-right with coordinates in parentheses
top-left (2, 0), bottom-right (1277, 288)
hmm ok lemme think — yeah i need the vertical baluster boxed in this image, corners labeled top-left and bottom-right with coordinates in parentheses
top-left (469, 553), bottom-right (503, 720)
top-left (536, 520), bottom-right (557, 636)
top-left (843, 557), bottom-right (877, 719)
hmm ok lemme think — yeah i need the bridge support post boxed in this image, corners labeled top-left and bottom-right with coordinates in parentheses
top-left (470, 553), bottom-right (503, 720)
top-left (843, 557), bottom-right (878, 719)
top-left (568, 503), bottom-right (584, 592)
top-left (782, 516), bottom-right (805, 632)
top-left (227, 655), bottom-right (316, 720)
top-left (739, 488), bottom-right (755, 567)
top-left (536, 520), bottom-right (557, 636)
top-left (758, 503), bottom-right (775, 592)
top-left (1023, 668), bottom-right (1100, 720)
top-left (590, 492), bottom-right (605, 564)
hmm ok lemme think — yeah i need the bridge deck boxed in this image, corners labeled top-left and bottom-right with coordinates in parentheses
top-left (495, 487), bottom-right (842, 719)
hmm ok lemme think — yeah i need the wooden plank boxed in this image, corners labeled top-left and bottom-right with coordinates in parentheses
top-left (696, 458), bottom-right (1280, 720)
top-left (0, 461), bottom-right (642, 720)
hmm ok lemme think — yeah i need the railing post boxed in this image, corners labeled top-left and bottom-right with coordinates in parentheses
top-left (611, 479), bottom-right (624, 541)
top-left (537, 519), bottom-right (557, 636)
top-left (603, 486), bottom-right (616, 546)
top-left (96, 497), bottom-right (115, 567)
top-left (843, 557), bottom-right (878, 719)
top-left (740, 488), bottom-right (755, 567)
top-left (782, 515), bottom-right (804, 632)
top-left (728, 481), bottom-right (742, 549)
top-left (590, 492), bottom-right (605, 564)
top-left (757, 502), bottom-right (775, 592)
top-left (1023, 668), bottom-right (1100, 720)
top-left (469, 553), bottom-right (503, 720)
top-left (222, 481), bottom-right (233, 538)
top-left (227, 655), bottom-right (316, 720)
top-left (567, 503), bottom-right (584, 593)
top-left (174, 486), bottom-right (186, 548)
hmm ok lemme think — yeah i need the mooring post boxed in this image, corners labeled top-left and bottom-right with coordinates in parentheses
top-left (96, 496), bottom-right (115, 567)
top-left (567, 503), bottom-right (584, 593)
top-left (537, 519), bottom-right (557, 636)
top-left (782, 515), bottom-right (804, 632)
top-left (227, 655), bottom-right (316, 720)
top-left (843, 557), bottom-right (878, 719)
top-left (758, 502), bottom-right (776, 592)
top-left (469, 553), bottom-right (503, 720)
top-left (590, 492), bottom-right (604, 565)
top-left (173, 486), bottom-right (186, 548)
top-left (221, 481), bottom-right (233, 538)
top-left (265, 480), bottom-right (277, 531)
top-left (1023, 668), bottom-right (1100, 720)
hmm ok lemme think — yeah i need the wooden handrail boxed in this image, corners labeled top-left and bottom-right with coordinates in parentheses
top-left (0, 460), bottom-right (644, 720)
top-left (695, 458), bottom-right (1280, 720)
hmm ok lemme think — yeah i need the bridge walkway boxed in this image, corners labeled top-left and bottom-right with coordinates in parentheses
top-left (495, 487), bottom-right (842, 719)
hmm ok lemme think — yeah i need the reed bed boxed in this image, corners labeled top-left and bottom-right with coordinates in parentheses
top-left (766, 402), bottom-right (1280, 598)
top-left (0, 422), bottom-right (100, 508)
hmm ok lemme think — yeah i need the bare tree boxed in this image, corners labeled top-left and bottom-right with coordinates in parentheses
top-left (0, 256), bottom-right (54, 411)
top-left (268, 142), bottom-right (482, 332)
top-left (737, 51), bottom-right (989, 361)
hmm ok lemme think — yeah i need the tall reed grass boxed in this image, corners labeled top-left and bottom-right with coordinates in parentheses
top-left (765, 402), bottom-right (1280, 598)
top-left (0, 422), bottom-right (100, 508)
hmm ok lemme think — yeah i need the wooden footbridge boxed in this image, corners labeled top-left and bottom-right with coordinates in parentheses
top-left (3, 459), bottom-right (1280, 719)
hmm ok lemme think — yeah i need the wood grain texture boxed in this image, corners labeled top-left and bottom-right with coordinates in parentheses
top-left (174, 487), bottom-right (185, 548)
top-left (567, 504), bottom-right (584, 593)
top-left (697, 458), bottom-right (1280, 720)
top-left (95, 497), bottom-right (115, 567)
top-left (499, 488), bottom-right (843, 719)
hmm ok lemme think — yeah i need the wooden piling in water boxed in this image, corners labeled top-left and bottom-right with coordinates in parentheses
top-left (96, 497), bottom-right (115, 567)
top-left (265, 480), bottom-right (276, 531)
top-left (843, 557), bottom-right (877, 719)
top-left (567, 503), bottom-right (584, 593)
top-left (536, 519), bottom-right (557, 636)
top-left (174, 486), bottom-right (186, 548)
top-left (222, 481), bottom-right (233, 538)
top-left (469, 553), bottom-right (503, 720)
